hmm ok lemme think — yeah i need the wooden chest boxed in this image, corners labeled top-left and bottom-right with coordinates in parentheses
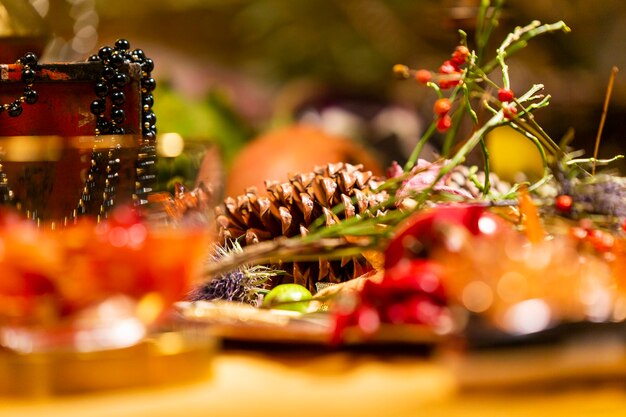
top-left (0, 62), bottom-right (144, 222)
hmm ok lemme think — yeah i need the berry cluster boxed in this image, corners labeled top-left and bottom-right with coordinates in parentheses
top-left (394, 43), bottom-right (524, 134)
top-left (569, 219), bottom-right (617, 254)
top-left (393, 45), bottom-right (469, 91)
top-left (498, 87), bottom-right (517, 119)
top-left (330, 205), bottom-right (494, 344)
top-left (393, 46), bottom-right (471, 133)
top-left (330, 260), bottom-right (449, 345)
top-left (433, 98), bottom-right (452, 132)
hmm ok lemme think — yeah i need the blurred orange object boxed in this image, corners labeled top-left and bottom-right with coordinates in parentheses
top-left (225, 124), bottom-right (384, 197)
top-left (0, 206), bottom-right (209, 352)
top-left (433, 220), bottom-right (617, 333)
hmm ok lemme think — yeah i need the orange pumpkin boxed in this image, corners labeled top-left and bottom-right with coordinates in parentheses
top-left (225, 124), bottom-right (384, 197)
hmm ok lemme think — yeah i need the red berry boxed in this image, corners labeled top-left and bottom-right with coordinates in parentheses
top-left (587, 229), bottom-right (615, 252)
top-left (438, 60), bottom-right (461, 90)
top-left (415, 69), bottom-right (431, 84)
top-left (451, 45), bottom-right (469, 66)
top-left (330, 308), bottom-right (356, 346)
top-left (355, 304), bottom-right (380, 335)
top-left (438, 78), bottom-right (460, 90)
top-left (580, 218), bottom-right (594, 231)
top-left (433, 98), bottom-right (452, 116)
top-left (439, 60), bottom-right (458, 74)
top-left (405, 295), bottom-right (443, 325)
top-left (622, 219), bottom-right (626, 233)
top-left (502, 102), bottom-right (517, 119)
top-left (384, 205), bottom-right (490, 268)
top-left (436, 114), bottom-right (452, 132)
top-left (498, 88), bottom-right (515, 103)
top-left (555, 194), bottom-right (573, 213)
top-left (569, 226), bottom-right (587, 240)
top-left (385, 303), bottom-right (409, 324)
top-left (382, 260), bottom-right (447, 304)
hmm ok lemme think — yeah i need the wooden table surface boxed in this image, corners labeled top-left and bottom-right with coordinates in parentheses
top-left (3, 347), bottom-right (626, 417)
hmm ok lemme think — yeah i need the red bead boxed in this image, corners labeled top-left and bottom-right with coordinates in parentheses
top-left (436, 114), bottom-right (452, 132)
top-left (555, 194), bottom-right (573, 213)
top-left (498, 88), bottom-right (515, 102)
top-left (433, 98), bottom-right (452, 116)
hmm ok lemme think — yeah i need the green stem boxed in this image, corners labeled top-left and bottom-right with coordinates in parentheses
top-left (528, 172), bottom-right (554, 192)
top-left (513, 115), bottom-right (562, 158)
top-left (416, 111), bottom-right (505, 206)
top-left (497, 51), bottom-right (510, 89)
top-left (404, 121), bottom-right (437, 172)
top-left (441, 112), bottom-right (504, 177)
top-left (475, 0), bottom-right (489, 51)
top-left (509, 122), bottom-right (549, 170)
top-left (484, 21), bottom-right (571, 74)
top-left (442, 107), bottom-right (466, 156)
top-left (479, 138), bottom-right (491, 195)
top-left (476, 0), bottom-right (505, 65)
top-left (566, 155), bottom-right (625, 166)
top-left (463, 82), bottom-right (479, 125)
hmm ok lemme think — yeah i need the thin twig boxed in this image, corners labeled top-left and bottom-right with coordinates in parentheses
top-left (592, 66), bottom-right (619, 175)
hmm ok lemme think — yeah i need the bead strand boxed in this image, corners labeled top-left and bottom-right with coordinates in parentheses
top-left (0, 52), bottom-right (40, 207)
top-left (131, 44), bottom-right (158, 205)
top-left (81, 38), bottom-right (158, 216)
top-left (0, 162), bottom-right (12, 204)
top-left (82, 40), bottom-right (128, 217)
top-left (0, 52), bottom-right (40, 118)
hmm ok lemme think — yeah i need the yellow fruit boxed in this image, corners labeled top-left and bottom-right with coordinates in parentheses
top-left (486, 126), bottom-right (543, 182)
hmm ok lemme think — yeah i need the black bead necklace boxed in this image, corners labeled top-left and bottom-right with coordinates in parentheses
top-left (0, 53), bottom-right (40, 204)
top-left (1, 52), bottom-right (40, 117)
top-left (80, 39), bottom-right (158, 218)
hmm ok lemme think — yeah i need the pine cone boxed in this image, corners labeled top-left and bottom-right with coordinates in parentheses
top-left (215, 162), bottom-right (388, 292)
top-left (143, 183), bottom-right (214, 226)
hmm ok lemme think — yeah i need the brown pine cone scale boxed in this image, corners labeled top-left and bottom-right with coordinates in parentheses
top-left (215, 162), bottom-right (388, 292)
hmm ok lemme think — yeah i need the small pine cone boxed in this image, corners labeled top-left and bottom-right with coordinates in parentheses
top-left (215, 162), bottom-right (388, 292)
top-left (446, 165), bottom-right (511, 198)
top-left (143, 183), bottom-right (213, 226)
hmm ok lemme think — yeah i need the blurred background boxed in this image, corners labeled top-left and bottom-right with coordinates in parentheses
top-left (6, 0), bottom-right (626, 196)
